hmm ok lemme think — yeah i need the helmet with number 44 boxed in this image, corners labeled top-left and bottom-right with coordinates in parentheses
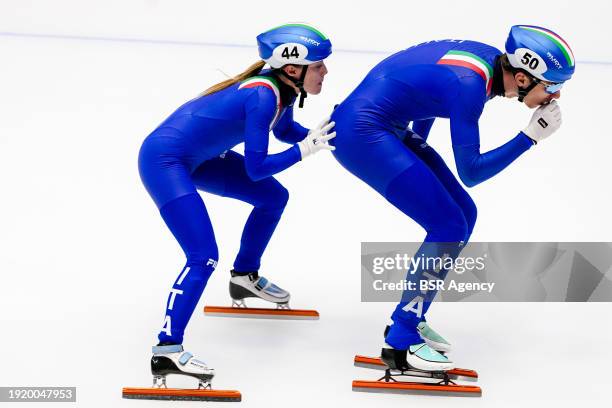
top-left (257, 23), bottom-right (332, 69)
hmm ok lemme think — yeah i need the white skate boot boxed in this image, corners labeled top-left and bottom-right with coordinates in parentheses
top-left (382, 324), bottom-right (454, 372)
top-left (151, 344), bottom-right (215, 389)
top-left (229, 270), bottom-right (290, 308)
top-left (122, 345), bottom-right (241, 401)
top-left (381, 342), bottom-right (455, 372)
top-left (203, 271), bottom-right (318, 320)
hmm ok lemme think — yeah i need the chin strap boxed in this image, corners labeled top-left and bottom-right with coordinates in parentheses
top-left (276, 65), bottom-right (309, 108)
top-left (511, 68), bottom-right (541, 103)
top-left (517, 80), bottom-right (539, 103)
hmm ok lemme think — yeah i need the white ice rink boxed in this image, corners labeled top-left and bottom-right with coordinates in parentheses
top-left (1, 1), bottom-right (612, 407)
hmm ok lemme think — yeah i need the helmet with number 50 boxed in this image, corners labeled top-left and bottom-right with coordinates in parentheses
top-left (505, 25), bottom-right (575, 84)
top-left (257, 23), bottom-right (332, 107)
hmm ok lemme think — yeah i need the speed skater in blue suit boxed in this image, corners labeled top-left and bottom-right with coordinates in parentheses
top-left (138, 24), bottom-right (335, 382)
top-left (330, 25), bottom-right (575, 371)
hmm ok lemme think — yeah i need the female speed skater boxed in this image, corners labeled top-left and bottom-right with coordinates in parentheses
top-left (137, 24), bottom-right (334, 387)
top-left (331, 25), bottom-right (574, 372)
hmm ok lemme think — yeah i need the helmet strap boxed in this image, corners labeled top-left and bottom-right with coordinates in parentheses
top-left (276, 65), bottom-right (309, 108)
top-left (297, 65), bottom-right (308, 108)
top-left (513, 69), bottom-right (540, 103)
top-left (517, 81), bottom-right (539, 102)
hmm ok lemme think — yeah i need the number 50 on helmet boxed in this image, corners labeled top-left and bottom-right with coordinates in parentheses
top-left (257, 23), bottom-right (332, 69)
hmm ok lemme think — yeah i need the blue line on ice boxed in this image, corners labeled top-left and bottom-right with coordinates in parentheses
top-left (1, 31), bottom-right (610, 66)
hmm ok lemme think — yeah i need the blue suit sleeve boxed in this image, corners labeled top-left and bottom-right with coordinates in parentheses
top-left (243, 87), bottom-right (302, 181)
top-left (411, 118), bottom-right (436, 141)
top-left (272, 107), bottom-right (309, 144)
top-left (449, 76), bottom-right (533, 187)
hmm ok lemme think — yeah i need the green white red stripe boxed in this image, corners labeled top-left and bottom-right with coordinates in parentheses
top-left (437, 50), bottom-right (493, 95)
top-left (265, 23), bottom-right (328, 40)
top-left (238, 76), bottom-right (282, 129)
top-left (519, 25), bottom-right (575, 67)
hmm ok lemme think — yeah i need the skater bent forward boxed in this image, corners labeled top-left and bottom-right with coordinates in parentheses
top-left (330, 25), bottom-right (575, 371)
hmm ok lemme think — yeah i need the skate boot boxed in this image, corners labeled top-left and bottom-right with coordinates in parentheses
top-left (381, 343), bottom-right (455, 372)
top-left (417, 321), bottom-right (452, 353)
top-left (229, 270), bottom-right (290, 308)
top-left (352, 325), bottom-right (478, 394)
top-left (151, 344), bottom-right (215, 389)
top-left (382, 324), bottom-right (454, 372)
top-left (203, 271), bottom-right (317, 319)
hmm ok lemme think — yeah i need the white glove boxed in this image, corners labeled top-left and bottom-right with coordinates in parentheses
top-left (522, 100), bottom-right (562, 144)
top-left (297, 117), bottom-right (336, 159)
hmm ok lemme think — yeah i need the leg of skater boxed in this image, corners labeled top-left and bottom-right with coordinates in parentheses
top-left (403, 129), bottom-right (477, 241)
top-left (331, 124), bottom-right (468, 371)
top-left (400, 129), bottom-right (478, 352)
top-left (192, 151), bottom-right (291, 306)
top-left (382, 160), bottom-right (468, 371)
top-left (157, 193), bottom-right (219, 345)
top-left (139, 135), bottom-right (217, 386)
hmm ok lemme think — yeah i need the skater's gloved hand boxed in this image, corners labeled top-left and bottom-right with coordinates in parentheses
top-left (297, 117), bottom-right (336, 159)
top-left (522, 100), bottom-right (562, 144)
top-left (308, 116), bottom-right (333, 136)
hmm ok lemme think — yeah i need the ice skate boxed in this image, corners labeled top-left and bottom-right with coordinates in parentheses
top-left (204, 271), bottom-right (319, 320)
top-left (150, 344), bottom-right (215, 389)
top-left (418, 321), bottom-right (452, 353)
top-left (122, 345), bottom-right (241, 402)
top-left (382, 343), bottom-right (455, 372)
top-left (351, 325), bottom-right (480, 397)
top-left (352, 346), bottom-right (480, 397)
top-left (353, 354), bottom-right (478, 382)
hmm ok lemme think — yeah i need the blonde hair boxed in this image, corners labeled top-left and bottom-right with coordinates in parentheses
top-left (201, 60), bottom-right (266, 96)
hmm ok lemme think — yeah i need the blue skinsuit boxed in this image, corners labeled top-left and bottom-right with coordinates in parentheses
top-left (138, 72), bottom-right (307, 344)
top-left (330, 40), bottom-right (534, 348)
